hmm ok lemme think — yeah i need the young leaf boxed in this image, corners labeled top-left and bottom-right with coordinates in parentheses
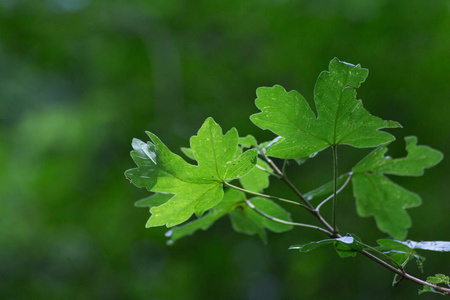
top-left (419, 274), bottom-right (450, 295)
top-left (230, 197), bottom-right (293, 242)
top-left (125, 117), bottom-right (257, 227)
top-left (426, 274), bottom-right (450, 285)
top-left (180, 147), bottom-right (195, 160)
top-left (135, 193), bottom-right (173, 209)
top-left (290, 235), bottom-right (362, 258)
top-left (250, 58), bottom-right (400, 158)
top-left (334, 234), bottom-right (363, 258)
top-left (304, 173), bottom-right (350, 201)
top-left (239, 158), bottom-right (272, 193)
top-left (181, 138), bottom-right (271, 194)
top-left (166, 189), bottom-right (244, 244)
top-left (238, 134), bottom-right (258, 148)
top-left (352, 136), bottom-right (443, 239)
top-left (166, 190), bottom-right (293, 244)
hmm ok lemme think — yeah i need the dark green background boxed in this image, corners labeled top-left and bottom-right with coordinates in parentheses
top-left (1, 0), bottom-right (449, 299)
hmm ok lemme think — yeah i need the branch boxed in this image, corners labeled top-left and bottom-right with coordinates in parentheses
top-left (360, 248), bottom-right (450, 294)
top-left (260, 152), bottom-right (450, 294)
top-left (331, 232), bottom-right (450, 295)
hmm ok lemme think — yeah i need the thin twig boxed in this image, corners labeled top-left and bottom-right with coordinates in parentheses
top-left (332, 232), bottom-right (450, 294)
top-left (261, 152), bottom-right (283, 175)
top-left (244, 198), bottom-right (332, 235)
top-left (360, 248), bottom-right (450, 294)
top-left (357, 240), bottom-right (404, 271)
top-left (255, 164), bottom-right (280, 178)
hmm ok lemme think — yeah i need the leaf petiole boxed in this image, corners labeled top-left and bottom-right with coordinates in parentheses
top-left (255, 164), bottom-right (280, 178)
top-left (245, 199), bottom-right (332, 235)
top-left (316, 172), bottom-right (353, 212)
top-left (223, 182), bottom-right (314, 212)
top-left (332, 145), bottom-right (338, 233)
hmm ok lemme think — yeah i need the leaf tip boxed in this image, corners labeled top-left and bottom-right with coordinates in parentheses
top-left (145, 131), bottom-right (158, 142)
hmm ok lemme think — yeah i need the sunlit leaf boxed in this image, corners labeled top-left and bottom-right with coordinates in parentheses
top-left (166, 189), bottom-right (244, 244)
top-left (125, 117), bottom-right (257, 227)
top-left (180, 147), bottom-right (195, 160)
top-left (250, 58), bottom-right (400, 158)
top-left (238, 134), bottom-right (258, 148)
top-left (155, 190), bottom-right (292, 244)
top-left (239, 159), bottom-right (272, 193)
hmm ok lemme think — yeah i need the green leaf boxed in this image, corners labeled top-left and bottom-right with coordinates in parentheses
top-left (419, 274), bottom-right (450, 295)
top-left (125, 117), bottom-right (257, 227)
top-left (418, 286), bottom-right (436, 295)
top-left (249, 198), bottom-right (293, 233)
top-left (134, 193), bottom-right (173, 208)
top-left (239, 158), bottom-right (272, 193)
top-left (238, 134), bottom-right (258, 148)
top-left (427, 274), bottom-right (450, 285)
top-left (166, 189), bottom-right (244, 244)
top-left (230, 197), bottom-right (293, 242)
top-left (376, 239), bottom-right (412, 253)
top-left (167, 190), bottom-right (293, 244)
top-left (250, 58), bottom-right (400, 158)
top-left (353, 137), bottom-right (443, 175)
top-left (352, 136), bottom-right (443, 239)
top-left (304, 173), bottom-right (350, 201)
top-left (334, 234), bottom-right (363, 258)
top-left (375, 239), bottom-right (424, 267)
top-left (180, 147), bottom-right (195, 160)
top-left (230, 209), bottom-right (266, 240)
top-left (189, 118), bottom-right (257, 181)
top-left (290, 235), bottom-right (362, 258)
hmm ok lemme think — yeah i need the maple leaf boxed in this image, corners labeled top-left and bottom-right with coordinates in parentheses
top-left (125, 117), bottom-right (257, 227)
top-left (250, 58), bottom-right (401, 158)
top-left (162, 137), bottom-right (290, 244)
top-left (352, 136), bottom-right (443, 239)
top-left (164, 189), bottom-right (292, 244)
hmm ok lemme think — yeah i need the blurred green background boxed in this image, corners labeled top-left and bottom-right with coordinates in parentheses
top-left (1, 0), bottom-right (449, 299)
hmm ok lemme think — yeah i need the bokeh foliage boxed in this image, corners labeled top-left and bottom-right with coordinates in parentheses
top-left (1, 0), bottom-right (449, 299)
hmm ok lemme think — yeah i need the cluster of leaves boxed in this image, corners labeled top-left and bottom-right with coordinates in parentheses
top-left (128, 118), bottom-right (292, 243)
top-left (420, 274), bottom-right (450, 295)
top-left (126, 58), bottom-right (449, 295)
